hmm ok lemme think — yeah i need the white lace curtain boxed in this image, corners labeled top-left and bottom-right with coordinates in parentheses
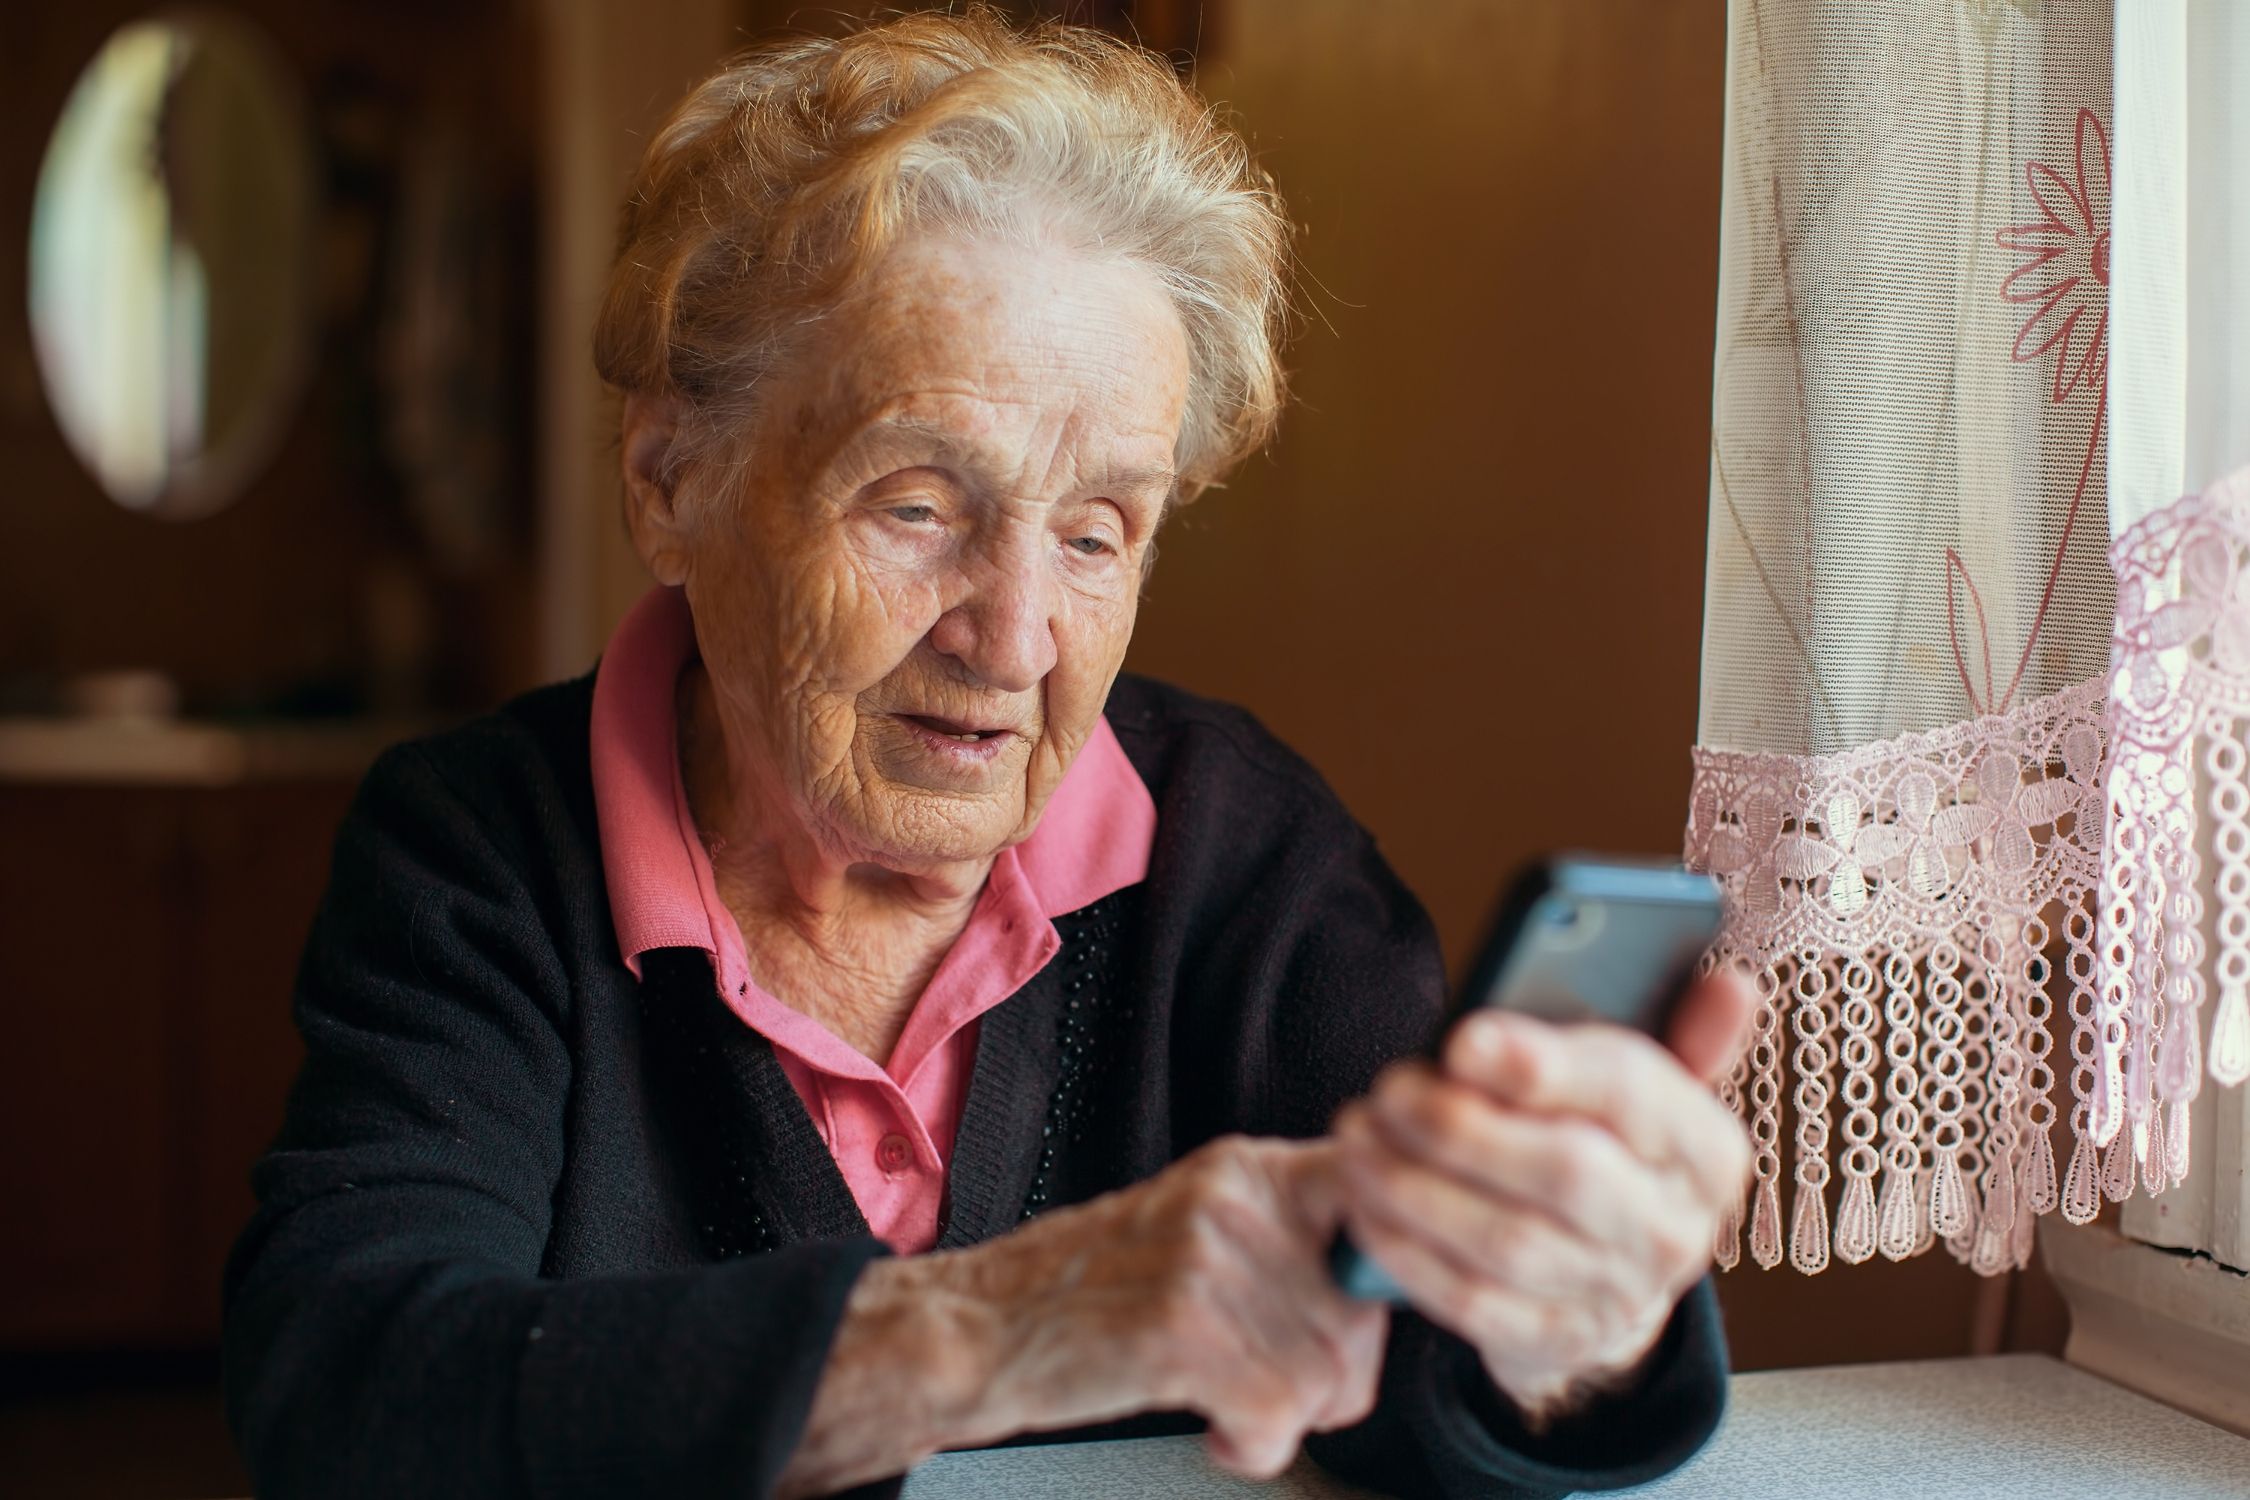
top-left (1686, 0), bottom-right (2248, 1277)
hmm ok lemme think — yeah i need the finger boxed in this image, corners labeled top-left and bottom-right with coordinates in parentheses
top-left (1257, 1145), bottom-right (1392, 1431)
top-left (1312, 1299), bottom-right (1389, 1434)
top-left (1190, 1319), bottom-right (1324, 1483)
top-left (1261, 1247), bottom-right (1390, 1434)
top-left (1436, 1020), bottom-right (1748, 1202)
top-left (1364, 1062), bottom-right (1716, 1246)
top-left (1205, 1414), bottom-right (1302, 1482)
top-left (1441, 1013), bottom-right (1672, 1128)
top-left (1164, 1286), bottom-right (1314, 1481)
top-left (1266, 1263), bottom-right (1386, 1436)
top-left (1238, 1143), bottom-right (1398, 1359)
top-left (1205, 1191), bottom-right (1385, 1435)
top-left (1197, 1145), bottom-right (1387, 1437)
top-left (1339, 1192), bottom-right (1583, 1365)
top-left (1335, 1105), bottom-right (1643, 1303)
top-left (1344, 1197), bottom-right (1669, 1398)
top-left (1665, 967), bottom-right (1759, 1084)
top-left (1204, 1402), bottom-right (1303, 1480)
top-left (1356, 1082), bottom-right (1729, 1304)
top-left (1268, 1135), bottom-right (1355, 1238)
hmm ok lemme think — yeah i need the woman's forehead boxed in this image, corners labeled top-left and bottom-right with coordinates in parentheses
top-left (832, 239), bottom-right (1181, 390)
top-left (789, 236), bottom-right (1190, 470)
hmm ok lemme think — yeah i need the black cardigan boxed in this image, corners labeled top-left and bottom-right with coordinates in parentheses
top-left (222, 671), bottom-right (1726, 1499)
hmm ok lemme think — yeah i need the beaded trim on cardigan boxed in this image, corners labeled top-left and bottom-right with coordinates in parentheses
top-left (1022, 893), bottom-right (1128, 1219)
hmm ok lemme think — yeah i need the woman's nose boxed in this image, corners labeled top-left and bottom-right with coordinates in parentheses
top-left (927, 554), bottom-right (1060, 693)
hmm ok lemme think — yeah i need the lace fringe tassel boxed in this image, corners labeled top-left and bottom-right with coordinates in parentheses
top-left (2095, 470), bottom-right (2250, 1170)
top-left (1690, 472), bottom-right (2250, 1274)
top-left (1689, 680), bottom-right (2110, 1276)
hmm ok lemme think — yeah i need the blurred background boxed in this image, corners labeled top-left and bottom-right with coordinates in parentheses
top-left (0, 1), bottom-right (2066, 1493)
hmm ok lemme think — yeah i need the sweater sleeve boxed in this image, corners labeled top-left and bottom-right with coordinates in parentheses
top-left (221, 744), bottom-right (887, 1500)
top-left (1238, 818), bottom-right (1730, 1499)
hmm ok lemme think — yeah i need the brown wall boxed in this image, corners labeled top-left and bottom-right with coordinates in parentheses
top-left (1125, 0), bottom-right (1722, 967)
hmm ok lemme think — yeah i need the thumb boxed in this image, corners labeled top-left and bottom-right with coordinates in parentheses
top-left (1666, 966), bottom-right (1759, 1083)
top-left (1272, 1136), bottom-right (1353, 1234)
top-left (1206, 1416), bottom-right (1300, 1481)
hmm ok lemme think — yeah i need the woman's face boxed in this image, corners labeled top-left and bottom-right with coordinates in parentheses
top-left (676, 233), bottom-right (1190, 872)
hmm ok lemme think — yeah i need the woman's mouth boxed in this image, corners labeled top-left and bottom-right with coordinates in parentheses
top-left (900, 713), bottom-right (1009, 743)
top-left (891, 712), bottom-right (1019, 767)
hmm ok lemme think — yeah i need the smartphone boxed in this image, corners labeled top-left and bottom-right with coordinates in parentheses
top-left (1329, 856), bottom-right (1725, 1302)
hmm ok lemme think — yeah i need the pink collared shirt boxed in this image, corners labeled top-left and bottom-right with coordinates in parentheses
top-left (590, 586), bottom-right (1158, 1253)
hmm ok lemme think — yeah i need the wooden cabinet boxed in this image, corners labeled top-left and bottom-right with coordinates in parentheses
top-left (0, 774), bottom-right (358, 1348)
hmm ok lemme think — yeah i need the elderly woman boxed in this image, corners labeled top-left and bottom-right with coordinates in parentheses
top-left (224, 11), bottom-right (1752, 1498)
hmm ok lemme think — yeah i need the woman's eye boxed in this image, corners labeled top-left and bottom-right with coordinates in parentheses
top-left (1067, 535), bottom-right (1113, 557)
top-left (886, 504), bottom-right (939, 524)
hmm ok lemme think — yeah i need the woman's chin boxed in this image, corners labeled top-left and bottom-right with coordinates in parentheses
top-left (839, 774), bottom-right (1034, 872)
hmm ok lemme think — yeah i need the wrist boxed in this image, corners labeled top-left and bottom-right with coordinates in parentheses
top-left (848, 1254), bottom-right (1015, 1447)
top-left (775, 1253), bottom-right (1014, 1500)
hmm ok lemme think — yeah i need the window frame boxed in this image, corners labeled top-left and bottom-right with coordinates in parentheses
top-left (2039, 1081), bottom-right (2250, 1437)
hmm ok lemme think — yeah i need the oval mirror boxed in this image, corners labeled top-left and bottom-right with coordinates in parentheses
top-left (28, 14), bottom-right (316, 520)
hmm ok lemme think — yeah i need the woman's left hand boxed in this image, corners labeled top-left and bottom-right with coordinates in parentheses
top-left (1332, 971), bottom-right (1756, 1422)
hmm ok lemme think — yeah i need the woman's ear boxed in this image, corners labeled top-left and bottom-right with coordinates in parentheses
top-left (621, 393), bottom-right (692, 586)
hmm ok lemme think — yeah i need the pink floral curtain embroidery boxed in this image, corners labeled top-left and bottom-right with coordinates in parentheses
top-left (1687, 0), bottom-right (2249, 1278)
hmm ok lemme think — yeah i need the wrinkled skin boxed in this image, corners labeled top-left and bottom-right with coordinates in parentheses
top-left (635, 232), bottom-right (1180, 873)
top-left (619, 232), bottom-right (1754, 1494)
top-left (788, 1133), bottom-right (1393, 1488)
top-left (624, 232), bottom-right (1183, 1059)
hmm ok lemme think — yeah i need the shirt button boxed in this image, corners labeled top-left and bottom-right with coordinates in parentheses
top-left (876, 1133), bottom-right (914, 1175)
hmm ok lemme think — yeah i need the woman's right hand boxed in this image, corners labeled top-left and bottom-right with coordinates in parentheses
top-left (776, 1136), bottom-right (1391, 1496)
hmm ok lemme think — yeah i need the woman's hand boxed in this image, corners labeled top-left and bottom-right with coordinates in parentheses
top-left (1331, 973), bottom-right (1756, 1423)
top-left (776, 1135), bottom-right (1389, 1496)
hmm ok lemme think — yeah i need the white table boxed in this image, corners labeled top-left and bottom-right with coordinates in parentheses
top-left (901, 1355), bottom-right (2250, 1499)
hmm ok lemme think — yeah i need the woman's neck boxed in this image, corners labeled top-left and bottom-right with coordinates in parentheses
top-left (677, 664), bottom-right (991, 1063)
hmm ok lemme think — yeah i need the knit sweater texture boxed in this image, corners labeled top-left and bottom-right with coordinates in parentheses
top-left (222, 671), bottom-right (1727, 1499)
